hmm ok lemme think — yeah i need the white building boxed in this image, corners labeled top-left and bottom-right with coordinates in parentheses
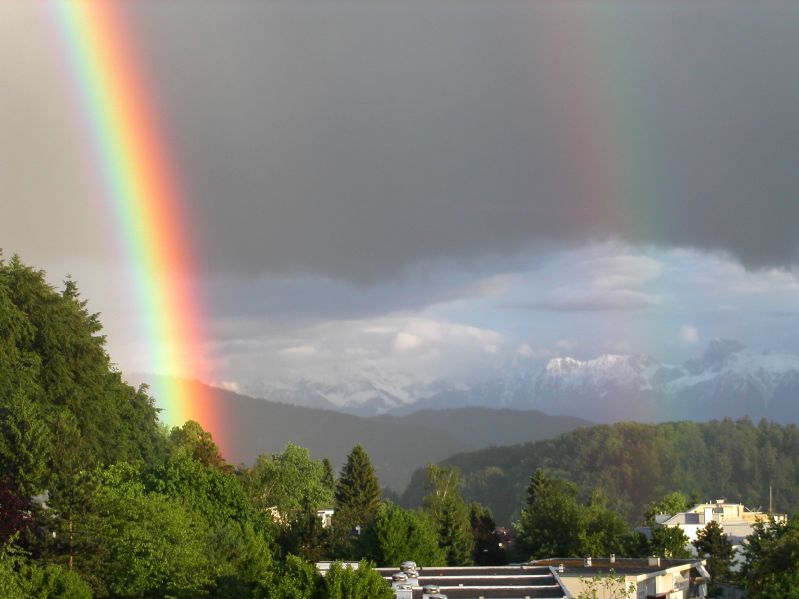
top-left (533, 557), bottom-right (709, 599)
top-left (650, 499), bottom-right (784, 569)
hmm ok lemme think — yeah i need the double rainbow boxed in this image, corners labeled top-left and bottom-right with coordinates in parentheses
top-left (46, 2), bottom-right (226, 452)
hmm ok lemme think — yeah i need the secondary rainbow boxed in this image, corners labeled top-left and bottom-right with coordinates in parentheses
top-left (45, 2), bottom-right (227, 452)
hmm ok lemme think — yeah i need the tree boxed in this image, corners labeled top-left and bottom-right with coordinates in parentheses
top-left (421, 465), bottom-right (474, 565)
top-left (692, 520), bottom-right (733, 592)
top-left (469, 503), bottom-right (507, 565)
top-left (0, 393), bottom-right (51, 498)
top-left (335, 445), bottom-right (381, 530)
top-left (322, 561), bottom-right (394, 599)
top-left (74, 463), bottom-right (213, 598)
top-left (740, 516), bottom-right (799, 598)
top-left (644, 492), bottom-right (691, 526)
top-left (146, 451), bottom-right (254, 528)
top-left (649, 525), bottom-right (690, 558)
top-left (362, 503), bottom-right (445, 567)
top-left (258, 554), bottom-right (320, 599)
top-left (322, 458), bottom-right (336, 495)
top-left (170, 419), bottom-right (229, 471)
top-left (581, 491), bottom-right (629, 558)
top-left (513, 470), bottom-right (584, 559)
top-left (248, 443), bottom-right (335, 516)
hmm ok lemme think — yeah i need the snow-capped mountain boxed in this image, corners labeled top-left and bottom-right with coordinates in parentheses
top-left (246, 368), bottom-right (458, 415)
top-left (245, 340), bottom-right (799, 423)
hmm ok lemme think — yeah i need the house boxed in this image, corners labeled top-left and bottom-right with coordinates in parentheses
top-left (643, 499), bottom-right (785, 569)
top-left (317, 508), bottom-right (335, 528)
top-left (378, 562), bottom-right (570, 599)
top-left (532, 556), bottom-right (709, 599)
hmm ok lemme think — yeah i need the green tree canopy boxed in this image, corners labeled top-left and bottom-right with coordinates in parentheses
top-left (248, 443), bottom-right (335, 516)
top-left (740, 516), bottom-right (799, 598)
top-left (362, 502), bottom-right (445, 567)
top-left (692, 520), bottom-right (733, 593)
top-left (513, 469), bottom-right (585, 559)
top-left (422, 465), bottom-right (474, 565)
top-left (335, 445), bottom-right (381, 529)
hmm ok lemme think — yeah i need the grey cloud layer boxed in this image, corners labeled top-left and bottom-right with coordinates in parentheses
top-left (132, 1), bottom-right (799, 281)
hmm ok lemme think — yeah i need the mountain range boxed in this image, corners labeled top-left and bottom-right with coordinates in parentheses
top-left (246, 340), bottom-right (799, 423)
top-left (147, 378), bottom-right (589, 491)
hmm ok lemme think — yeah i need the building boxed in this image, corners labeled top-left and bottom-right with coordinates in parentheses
top-left (644, 499), bottom-right (785, 568)
top-left (532, 557), bottom-right (709, 599)
top-left (379, 562), bottom-right (569, 599)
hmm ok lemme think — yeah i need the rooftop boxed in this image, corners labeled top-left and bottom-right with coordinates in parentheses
top-left (378, 564), bottom-right (568, 599)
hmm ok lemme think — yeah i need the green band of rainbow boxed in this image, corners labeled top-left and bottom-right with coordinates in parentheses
top-left (45, 1), bottom-right (227, 452)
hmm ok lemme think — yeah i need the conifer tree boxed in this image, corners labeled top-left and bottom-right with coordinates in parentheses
top-left (692, 520), bottom-right (733, 592)
top-left (322, 458), bottom-right (336, 497)
top-left (334, 445), bottom-right (381, 530)
top-left (422, 465), bottom-right (474, 565)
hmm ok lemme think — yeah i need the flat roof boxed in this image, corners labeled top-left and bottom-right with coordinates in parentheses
top-left (531, 558), bottom-right (698, 577)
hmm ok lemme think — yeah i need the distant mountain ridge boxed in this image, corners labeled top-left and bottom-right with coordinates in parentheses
top-left (245, 340), bottom-right (799, 423)
top-left (144, 378), bottom-right (589, 491)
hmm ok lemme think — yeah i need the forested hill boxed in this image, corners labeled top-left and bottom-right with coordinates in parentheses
top-left (150, 381), bottom-right (590, 491)
top-left (401, 418), bottom-right (799, 526)
top-left (0, 255), bottom-right (166, 478)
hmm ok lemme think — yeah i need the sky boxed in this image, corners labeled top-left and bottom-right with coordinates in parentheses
top-left (2, 0), bottom-right (798, 391)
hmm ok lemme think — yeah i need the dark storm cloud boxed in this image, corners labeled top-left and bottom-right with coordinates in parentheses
top-left (131, 0), bottom-right (799, 282)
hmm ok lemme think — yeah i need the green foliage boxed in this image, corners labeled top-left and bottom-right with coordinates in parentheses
top-left (322, 561), bottom-right (393, 599)
top-left (421, 465), bottom-right (474, 565)
top-left (410, 418), bottom-right (799, 526)
top-left (649, 525), bottom-right (691, 558)
top-left (740, 515), bottom-right (799, 598)
top-left (208, 521), bottom-right (275, 598)
top-left (692, 520), bottom-right (733, 591)
top-left (644, 491), bottom-right (691, 526)
top-left (0, 393), bottom-right (51, 498)
top-left (514, 471), bottom-right (633, 561)
top-left (514, 469), bottom-right (584, 559)
top-left (146, 451), bottom-right (254, 528)
top-left (249, 443), bottom-right (336, 516)
top-left (170, 420), bottom-right (229, 471)
top-left (0, 255), bottom-right (165, 491)
top-left (74, 463), bottom-right (213, 598)
top-left (576, 570), bottom-right (635, 599)
top-left (469, 503), bottom-right (507, 565)
top-left (258, 554), bottom-right (320, 599)
top-left (0, 538), bottom-right (91, 599)
top-left (335, 445), bottom-right (382, 528)
top-left (580, 491), bottom-right (630, 558)
top-left (362, 502), bottom-right (445, 566)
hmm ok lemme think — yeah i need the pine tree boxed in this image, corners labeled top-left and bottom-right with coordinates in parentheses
top-left (693, 520), bottom-right (733, 592)
top-left (334, 445), bottom-right (381, 531)
top-left (322, 458), bottom-right (336, 497)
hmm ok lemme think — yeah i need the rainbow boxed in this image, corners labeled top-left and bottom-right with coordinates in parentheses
top-left (45, 2), bottom-right (227, 453)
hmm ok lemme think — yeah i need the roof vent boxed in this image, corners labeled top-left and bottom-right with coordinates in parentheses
top-left (584, 557), bottom-right (592, 567)
top-left (557, 564), bottom-right (564, 573)
top-left (648, 556), bottom-right (661, 567)
top-left (400, 561), bottom-right (418, 573)
top-left (392, 573), bottom-right (408, 583)
top-left (610, 554), bottom-right (616, 564)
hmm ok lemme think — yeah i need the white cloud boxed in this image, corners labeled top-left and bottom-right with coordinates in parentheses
top-left (393, 332), bottom-right (422, 352)
top-left (680, 324), bottom-right (699, 344)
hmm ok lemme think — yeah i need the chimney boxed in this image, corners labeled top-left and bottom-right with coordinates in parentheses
top-left (648, 556), bottom-right (661, 567)
top-left (584, 557), bottom-right (592, 567)
top-left (557, 564), bottom-right (564, 573)
top-left (394, 585), bottom-right (413, 599)
top-left (423, 584), bottom-right (440, 599)
top-left (610, 554), bottom-right (616, 564)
